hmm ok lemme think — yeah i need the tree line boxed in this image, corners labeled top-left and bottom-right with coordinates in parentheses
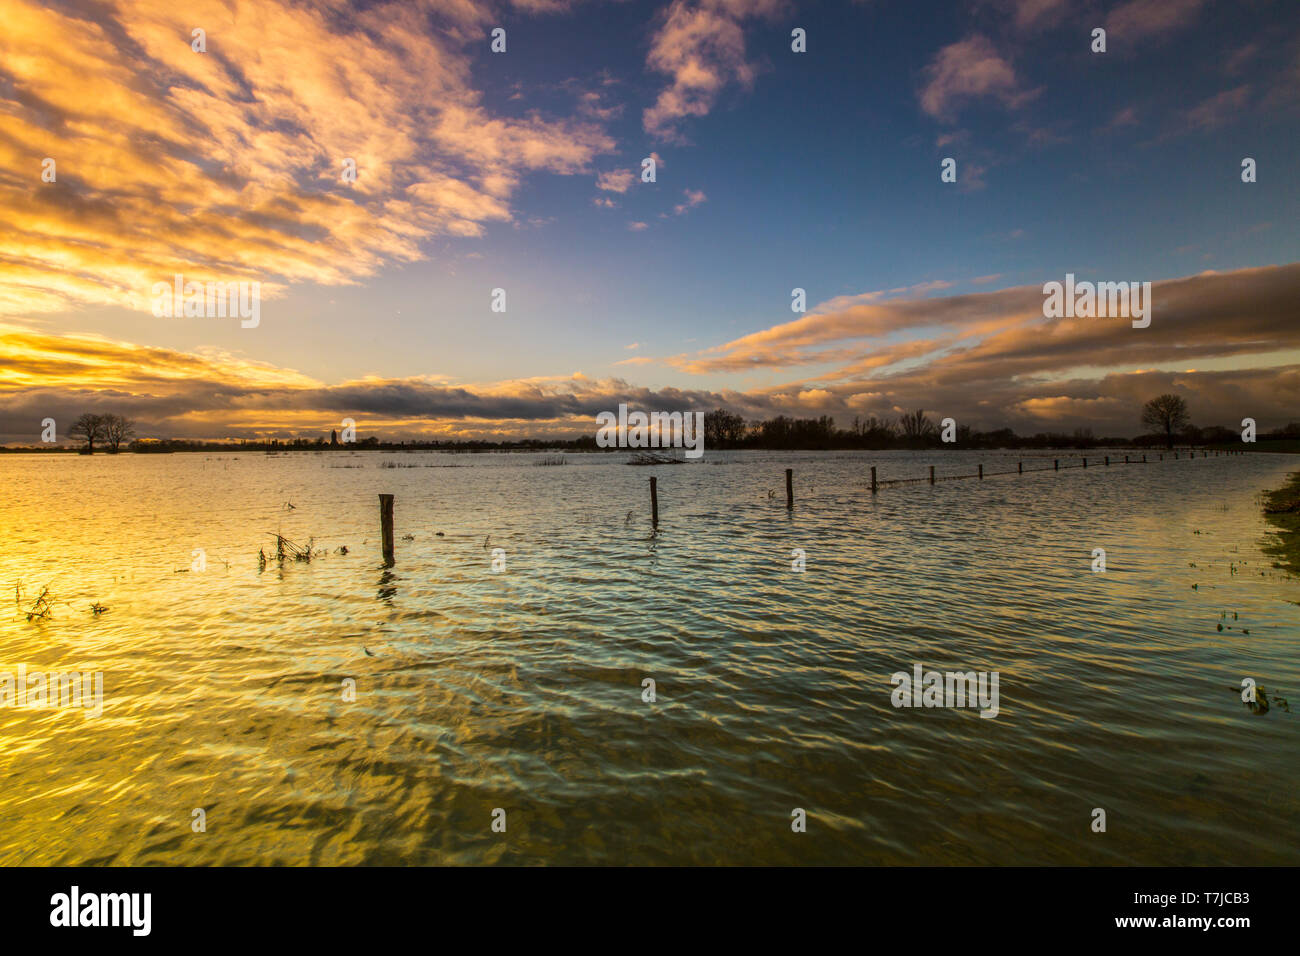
top-left (50, 396), bottom-right (1293, 454)
top-left (701, 394), bottom-right (1280, 451)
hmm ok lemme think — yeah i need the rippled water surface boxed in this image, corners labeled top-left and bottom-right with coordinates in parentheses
top-left (1, 449), bottom-right (1297, 865)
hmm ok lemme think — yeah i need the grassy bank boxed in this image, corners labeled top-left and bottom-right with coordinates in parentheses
top-left (1263, 470), bottom-right (1300, 576)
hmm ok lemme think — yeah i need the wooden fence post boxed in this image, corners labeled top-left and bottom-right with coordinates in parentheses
top-left (379, 494), bottom-right (394, 564)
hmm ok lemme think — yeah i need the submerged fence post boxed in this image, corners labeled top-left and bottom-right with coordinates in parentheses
top-left (379, 494), bottom-right (394, 565)
top-left (1018, 461), bottom-right (1023, 474)
top-left (1054, 459), bottom-right (1059, 471)
top-left (978, 463), bottom-right (983, 480)
top-left (871, 466), bottom-right (878, 494)
top-left (1105, 456), bottom-right (1110, 466)
top-left (650, 476), bottom-right (659, 528)
top-left (1083, 457), bottom-right (1088, 468)
top-left (929, 465), bottom-right (936, 485)
top-left (786, 468), bottom-right (793, 510)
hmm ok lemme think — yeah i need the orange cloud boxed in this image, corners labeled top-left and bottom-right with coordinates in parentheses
top-left (0, 0), bottom-right (615, 317)
top-left (643, 0), bottom-right (784, 140)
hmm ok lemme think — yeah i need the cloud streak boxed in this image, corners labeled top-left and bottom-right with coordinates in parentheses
top-left (5, 263), bottom-right (1299, 441)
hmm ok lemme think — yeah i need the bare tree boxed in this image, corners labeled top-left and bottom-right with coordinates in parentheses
top-left (102, 414), bottom-right (135, 453)
top-left (704, 408), bottom-right (748, 448)
top-left (1141, 394), bottom-right (1190, 449)
top-left (68, 413), bottom-right (106, 454)
top-left (899, 409), bottom-right (937, 441)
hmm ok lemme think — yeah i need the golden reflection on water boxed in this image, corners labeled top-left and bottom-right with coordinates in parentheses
top-left (0, 450), bottom-right (1297, 864)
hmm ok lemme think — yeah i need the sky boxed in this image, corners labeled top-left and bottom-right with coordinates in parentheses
top-left (1, 0), bottom-right (1298, 443)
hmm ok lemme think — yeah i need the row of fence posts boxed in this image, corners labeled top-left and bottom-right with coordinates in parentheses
top-left (374, 449), bottom-right (1244, 557)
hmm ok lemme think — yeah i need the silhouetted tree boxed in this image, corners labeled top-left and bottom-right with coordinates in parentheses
top-left (704, 408), bottom-right (747, 448)
top-left (899, 409), bottom-right (937, 441)
top-left (851, 415), bottom-right (897, 446)
top-left (102, 414), bottom-right (135, 453)
top-left (1141, 394), bottom-right (1190, 449)
top-left (69, 413), bottom-right (106, 454)
top-left (1199, 424), bottom-right (1236, 444)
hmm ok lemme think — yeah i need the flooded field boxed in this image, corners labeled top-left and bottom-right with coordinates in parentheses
top-left (0, 449), bottom-right (1296, 865)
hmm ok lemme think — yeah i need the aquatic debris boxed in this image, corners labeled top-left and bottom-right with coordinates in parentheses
top-left (626, 452), bottom-right (683, 465)
top-left (258, 536), bottom-right (349, 567)
top-left (1248, 687), bottom-right (1269, 715)
top-left (401, 533), bottom-right (415, 541)
top-left (363, 646), bottom-right (374, 657)
top-left (90, 602), bottom-right (108, 615)
top-left (17, 583), bottom-right (53, 622)
top-left (260, 533), bottom-right (319, 567)
top-left (435, 532), bottom-right (444, 537)
top-left (534, 456), bottom-right (566, 466)
top-left (1218, 611), bottom-right (1247, 634)
top-left (483, 535), bottom-right (491, 549)
top-left (1229, 684), bottom-right (1290, 714)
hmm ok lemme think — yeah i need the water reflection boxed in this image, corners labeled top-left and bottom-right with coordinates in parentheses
top-left (376, 568), bottom-right (398, 605)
